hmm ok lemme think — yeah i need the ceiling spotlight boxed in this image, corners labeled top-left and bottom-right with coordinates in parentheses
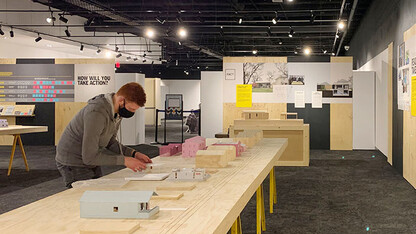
top-left (278, 39), bottom-right (283, 45)
top-left (336, 33), bottom-right (340, 38)
top-left (35, 34), bottom-right (42, 42)
top-left (178, 41), bottom-right (182, 45)
top-left (338, 21), bottom-right (345, 30)
top-left (178, 27), bottom-right (187, 38)
top-left (272, 18), bottom-right (277, 25)
top-left (288, 28), bottom-right (294, 37)
top-left (79, 44), bottom-right (84, 52)
top-left (116, 53), bottom-right (122, 58)
top-left (323, 49), bottom-right (327, 54)
top-left (96, 48), bottom-right (101, 54)
top-left (238, 18), bottom-right (243, 24)
top-left (252, 49), bottom-right (258, 55)
top-left (287, 0), bottom-right (294, 2)
top-left (304, 47), bottom-right (311, 55)
top-left (331, 52), bottom-right (335, 56)
top-left (143, 58), bottom-right (147, 63)
top-left (143, 53), bottom-right (147, 57)
top-left (145, 28), bottom-right (155, 38)
top-left (294, 51), bottom-right (298, 54)
top-left (115, 46), bottom-right (119, 52)
top-left (0, 26), bottom-right (4, 36)
top-left (46, 16), bottom-right (56, 24)
top-left (59, 14), bottom-right (68, 23)
top-left (64, 27), bottom-right (71, 37)
top-left (105, 51), bottom-right (112, 58)
top-left (9, 27), bottom-right (14, 38)
top-left (126, 56), bottom-right (131, 61)
top-left (133, 57), bottom-right (138, 61)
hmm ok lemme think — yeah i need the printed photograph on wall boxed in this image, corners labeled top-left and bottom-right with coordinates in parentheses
top-left (288, 75), bottom-right (305, 85)
top-left (399, 42), bottom-right (405, 67)
top-left (242, 62), bottom-right (288, 92)
top-left (317, 76), bottom-right (353, 98)
top-left (403, 68), bottom-right (410, 94)
top-left (412, 58), bottom-right (416, 75)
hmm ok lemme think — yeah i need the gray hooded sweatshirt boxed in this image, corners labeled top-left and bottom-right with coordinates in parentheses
top-left (56, 93), bottom-right (134, 167)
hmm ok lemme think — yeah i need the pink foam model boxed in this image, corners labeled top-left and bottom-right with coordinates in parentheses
top-left (159, 143), bottom-right (183, 156)
top-left (182, 136), bottom-right (206, 158)
top-left (213, 141), bottom-right (244, 157)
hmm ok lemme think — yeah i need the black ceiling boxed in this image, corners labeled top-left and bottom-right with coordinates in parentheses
top-left (33, 0), bottom-right (373, 76)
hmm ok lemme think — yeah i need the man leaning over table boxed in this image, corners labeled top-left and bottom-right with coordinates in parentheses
top-left (55, 82), bottom-right (152, 188)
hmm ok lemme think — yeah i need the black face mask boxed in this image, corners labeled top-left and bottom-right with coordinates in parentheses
top-left (118, 103), bottom-right (135, 118)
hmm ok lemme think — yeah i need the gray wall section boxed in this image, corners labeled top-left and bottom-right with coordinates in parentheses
top-left (287, 103), bottom-right (330, 150)
top-left (346, 0), bottom-right (416, 174)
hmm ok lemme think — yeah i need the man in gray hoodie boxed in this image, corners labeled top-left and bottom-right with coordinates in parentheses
top-left (56, 82), bottom-right (151, 188)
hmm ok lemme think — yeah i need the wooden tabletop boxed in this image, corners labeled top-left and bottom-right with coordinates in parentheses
top-left (0, 125), bottom-right (48, 135)
top-left (0, 138), bottom-right (287, 234)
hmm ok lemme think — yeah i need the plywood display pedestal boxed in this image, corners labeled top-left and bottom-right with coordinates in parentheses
top-left (231, 119), bottom-right (309, 166)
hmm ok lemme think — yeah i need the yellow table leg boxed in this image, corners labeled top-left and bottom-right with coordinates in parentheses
top-left (257, 184), bottom-right (266, 234)
top-left (17, 135), bottom-right (29, 172)
top-left (261, 185), bottom-right (266, 231)
top-left (269, 167), bottom-right (277, 213)
top-left (231, 215), bottom-right (242, 234)
top-left (7, 135), bottom-right (18, 176)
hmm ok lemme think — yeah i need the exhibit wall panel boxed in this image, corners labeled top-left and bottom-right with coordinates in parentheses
top-left (162, 80), bottom-right (201, 111)
top-left (330, 103), bottom-right (353, 150)
top-left (145, 78), bottom-right (156, 126)
top-left (55, 102), bottom-right (87, 145)
top-left (357, 48), bottom-right (390, 156)
top-left (352, 71), bottom-right (376, 150)
top-left (201, 71), bottom-right (223, 138)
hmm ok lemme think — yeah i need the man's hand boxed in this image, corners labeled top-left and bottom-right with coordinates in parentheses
top-left (124, 157), bottom-right (147, 172)
top-left (134, 152), bottom-right (152, 163)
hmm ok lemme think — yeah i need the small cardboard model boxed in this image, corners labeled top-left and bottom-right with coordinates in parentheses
top-left (159, 143), bottom-right (182, 156)
top-left (80, 191), bottom-right (159, 219)
top-left (182, 136), bottom-right (206, 158)
top-left (167, 168), bottom-right (209, 181)
top-left (241, 110), bottom-right (269, 120)
top-left (196, 150), bottom-right (228, 168)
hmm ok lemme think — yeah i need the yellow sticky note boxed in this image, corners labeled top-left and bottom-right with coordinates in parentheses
top-left (412, 76), bottom-right (416, 116)
top-left (236, 84), bottom-right (252, 107)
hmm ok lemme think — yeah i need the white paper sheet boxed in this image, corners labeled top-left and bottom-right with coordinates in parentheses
top-left (312, 91), bottom-right (323, 108)
top-left (294, 91), bottom-right (305, 108)
top-left (125, 173), bottom-right (171, 181)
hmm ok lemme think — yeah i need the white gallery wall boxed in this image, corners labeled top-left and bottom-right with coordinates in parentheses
top-left (353, 71), bottom-right (376, 149)
top-left (115, 73), bottom-right (146, 145)
top-left (200, 71), bottom-right (223, 138)
top-left (161, 80), bottom-right (201, 111)
top-left (358, 47), bottom-right (389, 156)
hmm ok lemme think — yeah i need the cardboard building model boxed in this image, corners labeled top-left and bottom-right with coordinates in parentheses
top-left (159, 143), bottom-right (182, 156)
top-left (80, 191), bottom-right (159, 219)
top-left (182, 136), bottom-right (206, 158)
top-left (241, 110), bottom-right (269, 120)
top-left (167, 168), bottom-right (209, 181)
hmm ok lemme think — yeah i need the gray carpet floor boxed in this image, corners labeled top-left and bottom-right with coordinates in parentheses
top-left (0, 131), bottom-right (415, 233)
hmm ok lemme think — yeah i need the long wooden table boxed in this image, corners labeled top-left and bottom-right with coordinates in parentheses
top-left (0, 125), bottom-right (48, 176)
top-left (0, 138), bottom-right (287, 234)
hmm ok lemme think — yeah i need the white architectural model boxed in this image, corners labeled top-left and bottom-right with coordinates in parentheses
top-left (80, 191), bottom-right (159, 219)
top-left (167, 168), bottom-right (209, 181)
top-left (0, 119), bottom-right (8, 128)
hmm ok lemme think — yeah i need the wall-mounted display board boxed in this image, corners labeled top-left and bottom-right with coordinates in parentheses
top-left (0, 64), bottom-right (74, 102)
top-left (0, 105), bottom-right (35, 116)
top-left (0, 63), bottom-right (115, 103)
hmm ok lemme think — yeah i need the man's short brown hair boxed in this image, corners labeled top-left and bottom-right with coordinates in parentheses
top-left (117, 82), bottom-right (146, 107)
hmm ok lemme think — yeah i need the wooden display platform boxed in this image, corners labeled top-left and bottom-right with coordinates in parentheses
top-left (231, 119), bottom-right (309, 166)
top-left (0, 138), bottom-right (287, 234)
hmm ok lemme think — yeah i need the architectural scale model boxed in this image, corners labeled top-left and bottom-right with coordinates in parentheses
top-left (182, 136), bottom-right (206, 157)
top-left (79, 191), bottom-right (159, 219)
top-left (213, 141), bottom-right (245, 157)
top-left (0, 119), bottom-right (8, 128)
top-left (159, 143), bottom-right (182, 156)
top-left (167, 168), bottom-right (209, 181)
top-left (196, 150), bottom-right (229, 168)
top-left (241, 110), bottom-right (269, 120)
